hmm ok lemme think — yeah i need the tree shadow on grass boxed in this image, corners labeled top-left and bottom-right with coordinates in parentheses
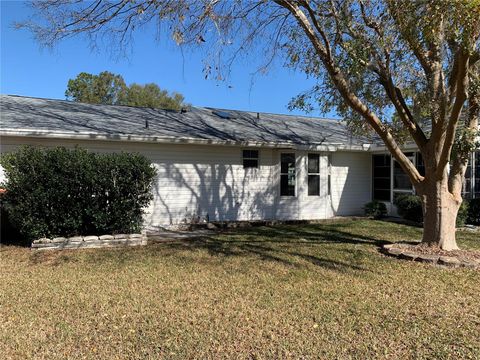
top-left (156, 234), bottom-right (375, 273)
top-left (28, 222), bottom-right (418, 274)
top-left (149, 222), bottom-right (396, 273)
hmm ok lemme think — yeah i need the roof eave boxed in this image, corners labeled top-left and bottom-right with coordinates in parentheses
top-left (0, 129), bottom-right (371, 152)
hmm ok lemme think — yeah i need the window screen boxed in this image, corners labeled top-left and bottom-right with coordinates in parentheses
top-left (416, 152), bottom-right (425, 176)
top-left (243, 150), bottom-right (259, 168)
top-left (280, 153), bottom-right (295, 196)
top-left (393, 161), bottom-right (412, 190)
top-left (308, 154), bottom-right (320, 196)
top-left (372, 154), bottom-right (391, 201)
top-left (463, 153), bottom-right (473, 199)
top-left (475, 151), bottom-right (480, 198)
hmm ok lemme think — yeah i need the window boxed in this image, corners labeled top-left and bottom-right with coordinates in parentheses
top-left (416, 152), bottom-right (425, 176)
top-left (372, 154), bottom-right (391, 201)
top-left (463, 153), bottom-right (473, 199)
top-left (327, 154), bottom-right (332, 196)
top-left (393, 152), bottom-right (414, 191)
top-left (243, 150), bottom-right (259, 168)
top-left (308, 154), bottom-right (320, 196)
top-left (475, 151), bottom-right (480, 198)
top-left (280, 153), bottom-right (295, 196)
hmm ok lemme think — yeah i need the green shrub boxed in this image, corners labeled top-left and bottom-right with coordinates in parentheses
top-left (467, 198), bottom-right (480, 225)
top-left (0, 146), bottom-right (157, 241)
top-left (364, 201), bottom-right (387, 219)
top-left (393, 194), bottom-right (423, 223)
top-left (393, 193), bottom-right (470, 227)
top-left (0, 194), bottom-right (27, 246)
top-left (456, 201), bottom-right (469, 227)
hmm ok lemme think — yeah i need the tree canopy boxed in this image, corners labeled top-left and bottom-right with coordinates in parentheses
top-left (66, 71), bottom-right (128, 105)
top-left (125, 83), bottom-right (185, 110)
top-left (66, 71), bottom-right (185, 110)
top-left (17, 1), bottom-right (480, 250)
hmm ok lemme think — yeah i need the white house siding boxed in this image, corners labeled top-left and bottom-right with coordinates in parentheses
top-left (0, 136), bottom-right (277, 227)
top-left (329, 151), bottom-right (372, 216)
top-left (0, 136), bottom-right (370, 227)
top-left (297, 151), bottom-right (330, 220)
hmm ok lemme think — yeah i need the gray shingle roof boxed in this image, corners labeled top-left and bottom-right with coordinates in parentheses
top-left (0, 95), bottom-right (370, 147)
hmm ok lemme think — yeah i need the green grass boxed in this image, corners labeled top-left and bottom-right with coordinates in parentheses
top-left (1, 219), bottom-right (479, 359)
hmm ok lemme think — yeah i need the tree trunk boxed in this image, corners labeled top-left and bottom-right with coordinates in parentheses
top-left (419, 179), bottom-right (461, 251)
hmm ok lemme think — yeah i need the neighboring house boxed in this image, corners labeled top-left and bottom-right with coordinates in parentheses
top-left (0, 95), bottom-right (478, 229)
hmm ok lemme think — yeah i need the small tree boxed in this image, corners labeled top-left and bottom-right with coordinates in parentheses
top-left (17, 0), bottom-right (480, 250)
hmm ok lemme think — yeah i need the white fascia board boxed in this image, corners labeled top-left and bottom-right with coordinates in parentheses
top-left (294, 144), bottom-right (369, 151)
top-left (369, 142), bottom-right (419, 153)
top-left (0, 129), bottom-right (294, 148)
top-left (0, 129), bottom-right (373, 152)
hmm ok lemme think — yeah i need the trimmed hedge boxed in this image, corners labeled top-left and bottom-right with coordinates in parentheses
top-left (0, 146), bottom-right (157, 241)
top-left (364, 200), bottom-right (387, 219)
top-left (393, 194), bottom-right (423, 223)
top-left (393, 193), bottom-right (469, 227)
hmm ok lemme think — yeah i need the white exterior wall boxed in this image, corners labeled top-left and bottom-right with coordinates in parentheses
top-left (0, 136), bottom-right (372, 227)
top-left (329, 151), bottom-right (372, 216)
top-left (266, 150), bottom-right (333, 221)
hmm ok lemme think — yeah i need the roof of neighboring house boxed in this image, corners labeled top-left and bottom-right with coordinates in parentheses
top-left (0, 94), bottom-right (371, 149)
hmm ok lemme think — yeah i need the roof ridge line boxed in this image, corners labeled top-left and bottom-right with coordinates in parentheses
top-left (2, 94), bottom-right (341, 120)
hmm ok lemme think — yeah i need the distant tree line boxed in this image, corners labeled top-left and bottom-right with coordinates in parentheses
top-left (65, 71), bottom-right (185, 110)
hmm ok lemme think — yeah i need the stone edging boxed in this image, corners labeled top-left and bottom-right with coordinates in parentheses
top-left (382, 244), bottom-right (480, 269)
top-left (32, 233), bottom-right (147, 251)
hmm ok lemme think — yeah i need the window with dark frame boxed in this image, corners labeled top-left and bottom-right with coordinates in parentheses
top-left (416, 152), bottom-right (425, 176)
top-left (462, 153), bottom-right (473, 199)
top-left (308, 154), bottom-right (320, 196)
top-left (243, 150), bottom-right (259, 168)
top-left (475, 151), bottom-right (480, 198)
top-left (280, 153), bottom-right (296, 196)
top-left (373, 151), bottom-right (480, 201)
top-left (327, 154), bottom-right (332, 196)
top-left (393, 152), bottom-right (414, 191)
top-left (372, 154), bottom-right (391, 201)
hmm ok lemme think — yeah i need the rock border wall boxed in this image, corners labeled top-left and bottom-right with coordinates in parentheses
top-left (32, 234), bottom-right (147, 251)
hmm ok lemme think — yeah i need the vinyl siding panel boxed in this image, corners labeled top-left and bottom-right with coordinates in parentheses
top-left (330, 152), bottom-right (372, 216)
top-left (0, 136), bottom-right (372, 227)
top-left (0, 136), bottom-right (276, 228)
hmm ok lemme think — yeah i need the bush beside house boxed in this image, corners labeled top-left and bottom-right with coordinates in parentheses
top-left (364, 201), bottom-right (387, 219)
top-left (393, 193), bottom-right (472, 227)
top-left (0, 146), bottom-right (157, 242)
top-left (393, 194), bottom-right (423, 223)
top-left (467, 199), bottom-right (480, 225)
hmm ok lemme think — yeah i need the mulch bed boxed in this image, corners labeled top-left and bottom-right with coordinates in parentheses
top-left (400, 243), bottom-right (480, 261)
top-left (382, 243), bottom-right (480, 268)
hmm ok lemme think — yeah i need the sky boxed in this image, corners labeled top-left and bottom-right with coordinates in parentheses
top-left (0, 1), bottom-right (334, 117)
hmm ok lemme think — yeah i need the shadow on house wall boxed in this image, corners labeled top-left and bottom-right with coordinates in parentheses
top-left (329, 152), bottom-right (372, 216)
top-left (145, 152), bottom-right (372, 228)
top-left (147, 161), bottom-right (279, 228)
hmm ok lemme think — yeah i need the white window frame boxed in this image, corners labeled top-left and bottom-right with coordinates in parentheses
top-left (280, 152), bottom-right (296, 197)
top-left (307, 153), bottom-right (320, 196)
top-left (242, 149), bottom-right (259, 169)
top-left (327, 154), bottom-right (332, 196)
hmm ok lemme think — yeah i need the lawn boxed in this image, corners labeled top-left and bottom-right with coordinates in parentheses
top-left (1, 219), bottom-right (479, 359)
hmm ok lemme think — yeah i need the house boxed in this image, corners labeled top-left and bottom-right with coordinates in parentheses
top-left (1, 95), bottom-right (479, 229)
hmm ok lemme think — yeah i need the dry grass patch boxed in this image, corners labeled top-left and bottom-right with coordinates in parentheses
top-left (1, 219), bottom-right (479, 359)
